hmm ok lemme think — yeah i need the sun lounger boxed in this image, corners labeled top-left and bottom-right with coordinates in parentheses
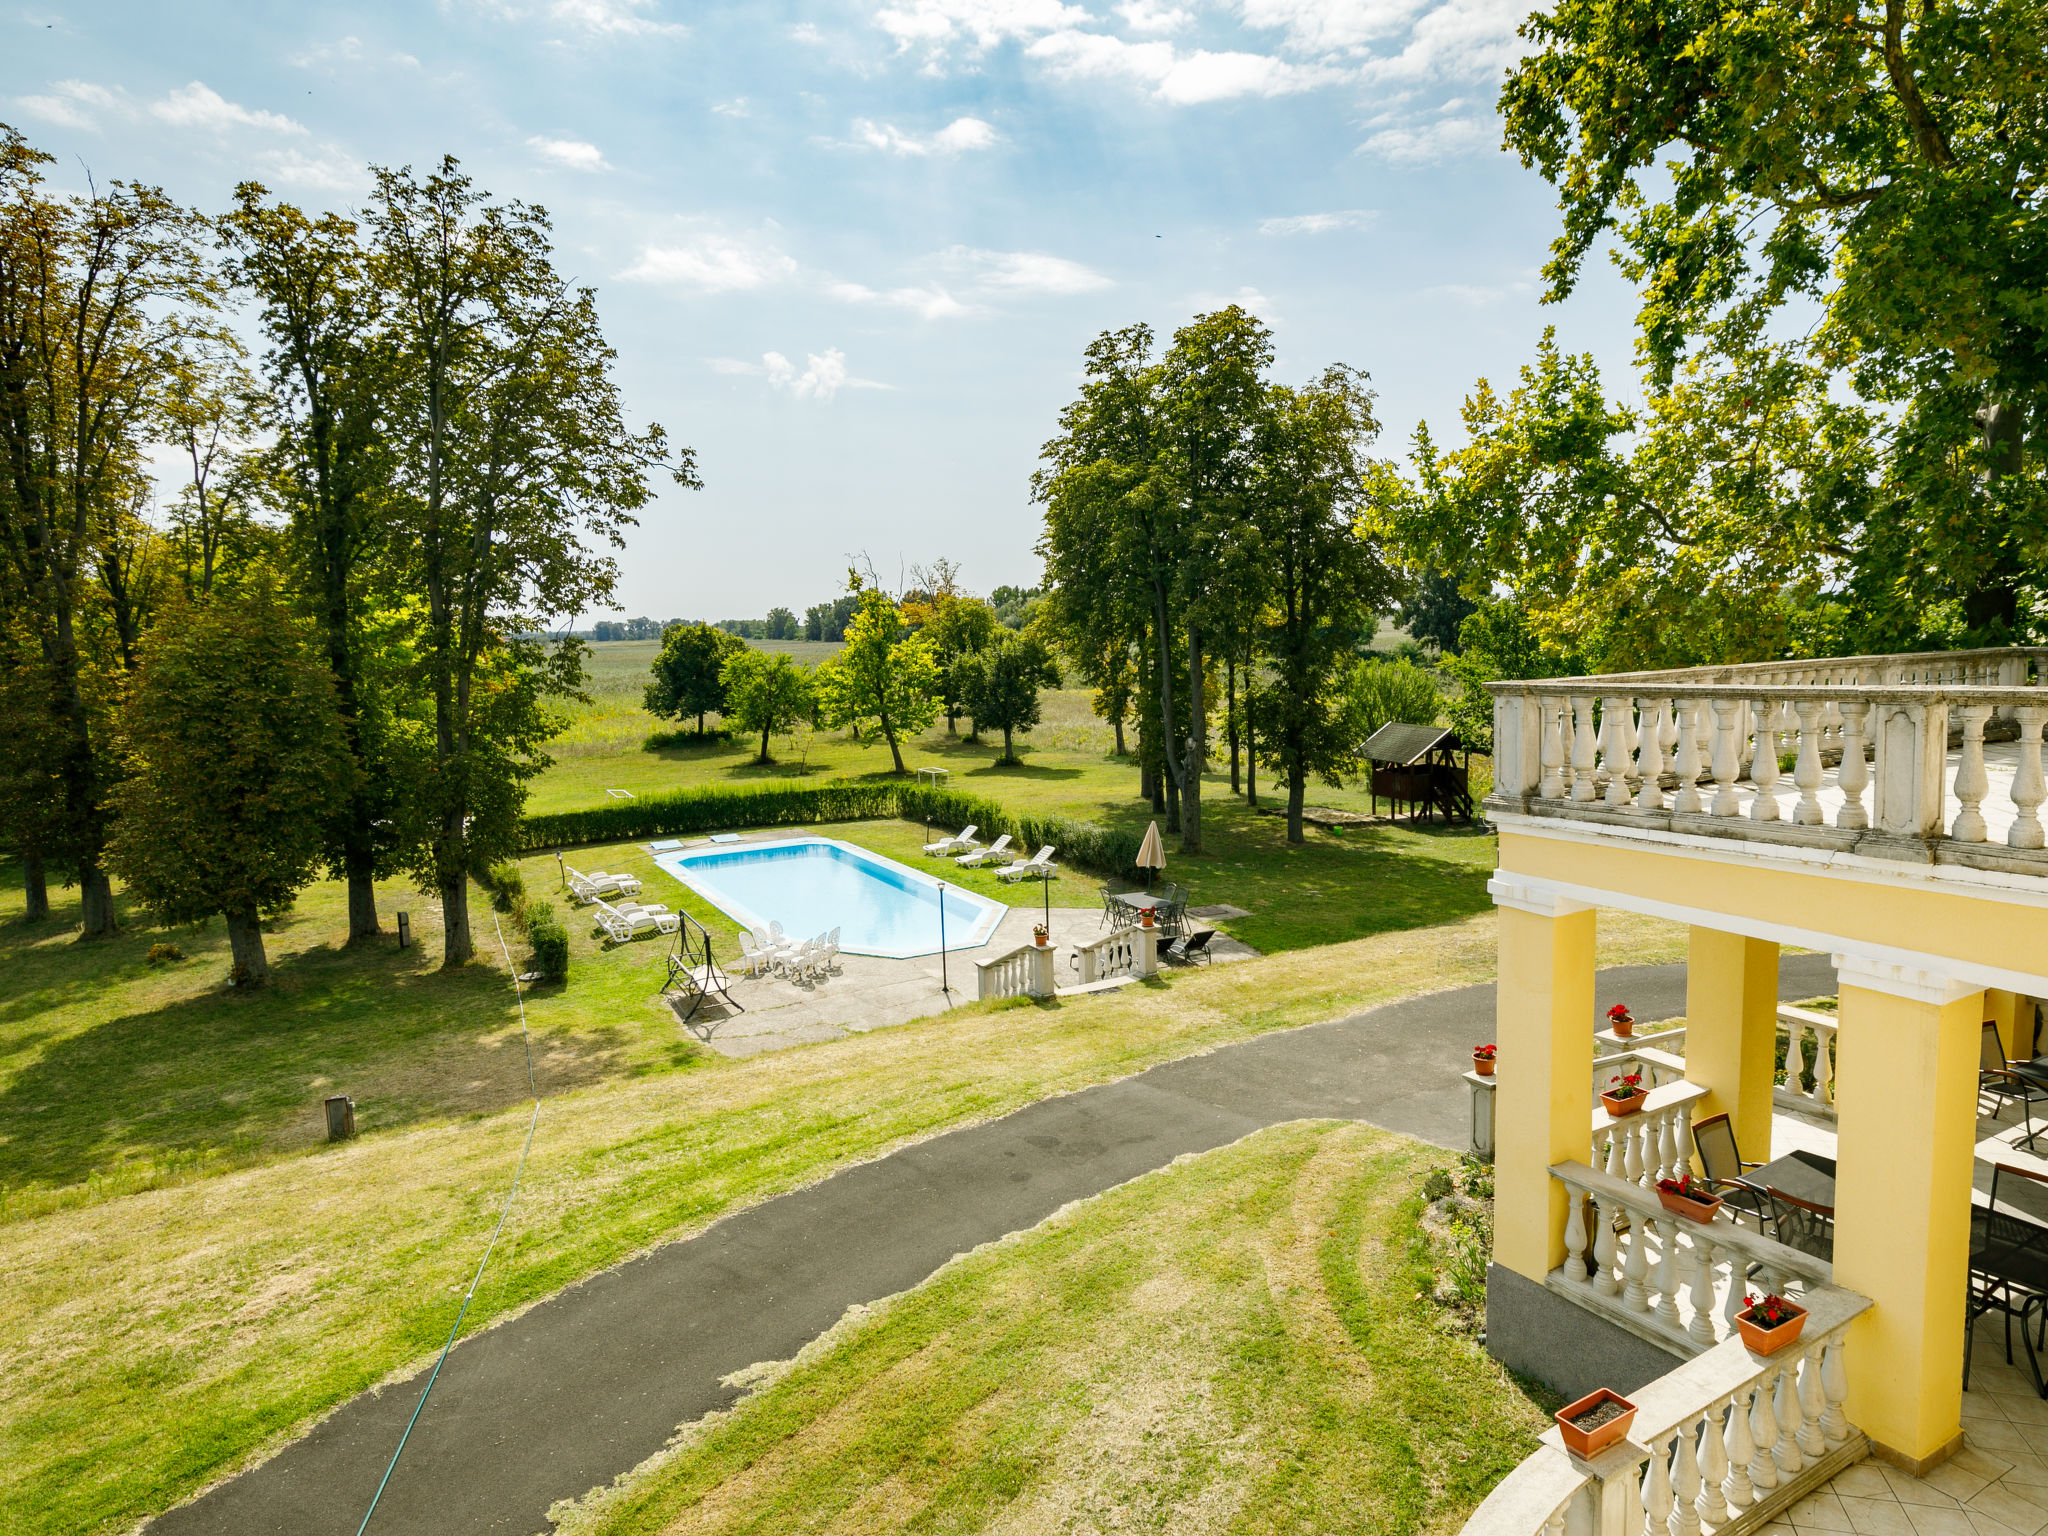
top-left (592, 898), bottom-right (675, 943)
top-left (1165, 928), bottom-right (1217, 966)
top-left (567, 866), bottom-right (643, 904)
top-left (955, 833), bottom-right (1014, 868)
top-left (923, 824), bottom-right (978, 856)
top-left (996, 846), bottom-right (1057, 883)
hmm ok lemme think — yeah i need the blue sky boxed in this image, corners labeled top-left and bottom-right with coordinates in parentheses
top-left (9, 0), bottom-right (1639, 622)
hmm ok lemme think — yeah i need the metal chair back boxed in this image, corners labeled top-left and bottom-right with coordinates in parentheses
top-left (1766, 1186), bottom-right (1835, 1262)
top-left (1692, 1113), bottom-right (1744, 1184)
top-left (1985, 1020), bottom-right (2012, 1076)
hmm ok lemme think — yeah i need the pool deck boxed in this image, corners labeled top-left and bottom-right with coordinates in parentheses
top-left (635, 834), bottom-right (1260, 1055)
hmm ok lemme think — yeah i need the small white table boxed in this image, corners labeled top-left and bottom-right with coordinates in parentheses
top-left (915, 767), bottom-right (950, 787)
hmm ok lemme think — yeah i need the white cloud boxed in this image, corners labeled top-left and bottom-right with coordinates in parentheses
top-left (13, 79), bottom-right (124, 132)
top-left (712, 98), bottom-right (750, 117)
top-left (851, 115), bottom-right (999, 156)
top-left (528, 136), bottom-right (609, 171)
top-left (542, 0), bottom-right (686, 35)
top-left (288, 36), bottom-right (422, 69)
top-left (621, 231), bottom-right (798, 292)
top-left (1189, 284), bottom-right (1280, 322)
top-left (256, 147), bottom-right (372, 193)
top-left (1236, 0), bottom-right (1431, 52)
top-left (1358, 115), bottom-right (1490, 161)
top-left (875, 0), bottom-right (1089, 56)
top-left (718, 348), bottom-right (892, 401)
top-left (1117, 0), bottom-right (1193, 30)
top-left (1357, 0), bottom-right (1529, 83)
top-left (831, 280), bottom-right (974, 320)
top-left (1025, 31), bottom-right (1347, 102)
top-left (151, 81), bottom-right (306, 135)
top-left (1260, 208), bottom-right (1376, 235)
top-left (941, 246), bottom-right (1112, 295)
top-left (790, 21), bottom-right (825, 42)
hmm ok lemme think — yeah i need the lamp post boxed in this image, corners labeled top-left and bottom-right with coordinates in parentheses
top-left (936, 877), bottom-right (950, 995)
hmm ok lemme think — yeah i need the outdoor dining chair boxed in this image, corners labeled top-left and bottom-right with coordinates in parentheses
top-left (1980, 1021), bottom-right (2048, 1147)
top-left (1967, 1162), bottom-right (2048, 1398)
top-left (1690, 1112), bottom-right (1771, 1230)
top-left (1766, 1187), bottom-right (1835, 1263)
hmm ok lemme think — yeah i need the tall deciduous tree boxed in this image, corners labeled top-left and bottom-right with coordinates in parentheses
top-left (0, 127), bottom-right (215, 936)
top-left (369, 158), bottom-right (695, 966)
top-left (816, 585), bottom-right (940, 774)
top-left (645, 621), bottom-right (746, 735)
top-left (720, 648), bottom-right (813, 764)
top-left (956, 629), bottom-right (1061, 764)
top-left (1250, 367), bottom-right (1401, 843)
top-left (105, 580), bottom-right (354, 983)
top-left (220, 185), bottom-right (405, 943)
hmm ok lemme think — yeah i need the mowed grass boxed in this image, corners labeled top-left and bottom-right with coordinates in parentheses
top-left (554, 1122), bottom-right (1549, 1536)
top-left (0, 861), bottom-right (1688, 1536)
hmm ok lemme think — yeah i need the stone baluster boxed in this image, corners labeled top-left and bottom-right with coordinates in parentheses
top-left (1564, 1182), bottom-right (1589, 1281)
top-left (1643, 1430), bottom-right (1675, 1536)
top-left (1659, 698), bottom-right (1680, 775)
top-left (1772, 1366), bottom-right (1804, 1474)
top-left (1697, 1400), bottom-right (1731, 1525)
top-left (1603, 696), bottom-right (1635, 808)
top-left (1672, 700), bottom-right (1704, 814)
top-left (1747, 1365), bottom-right (1781, 1491)
top-left (1792, 700), bottom-right (1826, 825)
top-left (1624, 1112), bottom-right (1647, 1187)
top-left (1709, 700), bottom-right (1743, 815)
top-left (1653, 1216), bottom-right (1683, 1329)
top-left (1637, 696), bottom-right (1670, 812)
top-left (2010, 704), bottom-right (2046, 850)
top-left (1820, 1338), bottom-right (1851, 1444)
top-left (1687, 1242), bottom-right (1718, 1347)
top-left (1594, 1196), bottom-right (1621, 1298)
top-left (1722, 1390), bottom-right (1757, 1511)
top-left (1540, 698), bottom-right (1568, 799)
top-left (1671, 1417), bottom-right (1704, 1536)
top-left (1571, 696), bottom-right (1598, 801)
top-left (1623, 1213), bottom-right (1651, 1313)
top-left (1796, 1346), bottom-right (1827, 1457)
top-left (1605, 1122), bottom-right (1629, 1183)
top-left (1722, 1255), bottom-right (1748, 1336)
top-left (1541, 1509), bottom-right (1565, 1536)
top-left (1748, 696), bottom-right (1782, 821)
top-left (1815, 1026), bottom-right (1836, 1108)
top-left (1953, 703), bottom-right (1994, 842)
top-left (1785, 1022), bottom-right (1808, 1101)
top-left (1836, 701), bottom-right (1872, 830)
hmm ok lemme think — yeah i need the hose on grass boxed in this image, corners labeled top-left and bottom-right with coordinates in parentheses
top-left (355, 916), bottom-right (541, 1536)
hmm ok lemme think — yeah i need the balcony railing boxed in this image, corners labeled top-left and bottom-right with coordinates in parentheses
top-left (1489, 646), bottom-right (2048, 877)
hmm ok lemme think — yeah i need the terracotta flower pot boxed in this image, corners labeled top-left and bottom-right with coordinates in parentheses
top-left (1611, 1019), bottom-right (1634, 1038)
top-left (1141, 909), bottom-right (1154, 928)
top-left (1601, 1090), bottom-right (1645, 1117)
top-left (1473, 1054), bottom-right (1496, 1077)
top-left (1656, 1187), bottom-right (1722, 1223)
top-left (1555, 1388), bottom-right (1637, 1459)
top-left (1034, 934), bottom-right (1049, 947)
top-left (1737, 1302), bottom-right (1808, 1355)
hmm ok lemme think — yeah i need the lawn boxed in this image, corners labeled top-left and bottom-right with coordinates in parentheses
top-left (0, 859), bottom-right (1689, 1536)
top-left (552, 1122), bottom-right (1549, 1536)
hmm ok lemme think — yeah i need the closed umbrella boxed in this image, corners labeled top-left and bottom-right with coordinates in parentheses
top-left (1136, 820), bottom-right (1166, 895)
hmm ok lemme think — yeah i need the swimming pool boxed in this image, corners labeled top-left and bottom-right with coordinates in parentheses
top-left (652, 837), bottom-right (1007, 958)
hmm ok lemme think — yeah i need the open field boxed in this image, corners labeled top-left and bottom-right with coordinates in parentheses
top-left (551, 638), bottom-right (846, 759)
top-left (0, 859), bottom-right (1687, 1536)
top-left (554, 1122), bottom-right (1548, 1536)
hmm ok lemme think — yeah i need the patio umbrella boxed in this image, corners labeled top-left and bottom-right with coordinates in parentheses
top-left (1136, 820), bottom-right (1166, 894)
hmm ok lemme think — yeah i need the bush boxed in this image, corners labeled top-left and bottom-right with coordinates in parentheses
top-left (146, 942), bottom-right (185, 965)
top-left (517, 780), bottom-right (1145, 883)
top-left (1348, 656), bottom-right (1444, 743)
top-left (481, 861), bottom-right (526, 914)
top-left (523, 899), bottom-right (568, 981)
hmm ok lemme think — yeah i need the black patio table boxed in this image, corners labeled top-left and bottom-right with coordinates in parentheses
top-left (1748, 1148), bottom-right (1839, 1209)
top-left (1970, 1201), bottom-right (2048, 1397)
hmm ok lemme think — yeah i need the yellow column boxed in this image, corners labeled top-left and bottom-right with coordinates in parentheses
top-left (1832, 958), bottom-right (1982, 1470)
top-left (1683, 928), bottom-right (1781, 1161)
top-left (1986, 989), bottom-right (2020, 1063)
top-left (1491, 885), bottom-right (1596, 1281)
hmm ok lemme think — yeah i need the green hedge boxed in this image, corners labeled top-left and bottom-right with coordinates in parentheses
top-left (522, 898), bottom-right (569, 980)
top-left (518, 780), bottom-right (1144, 883)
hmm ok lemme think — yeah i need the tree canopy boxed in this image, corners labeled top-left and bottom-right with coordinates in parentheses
top-left (646, 621), bottom-right (747, 734)
top-left (816, 585), bottom-right (941, 775)
top-left (956, 630), bottom-right (1061, 764)
top-left (720, 649), bottom-right (814, 764)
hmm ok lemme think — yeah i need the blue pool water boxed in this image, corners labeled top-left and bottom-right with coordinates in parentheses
top-left (653, 837), bottom-right (1006, 958)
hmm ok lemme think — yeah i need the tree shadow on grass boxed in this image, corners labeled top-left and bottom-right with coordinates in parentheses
top-left (961, 762), bottom-right (1084, 782)
top-left (0, 934), bottom-right (630, 1199)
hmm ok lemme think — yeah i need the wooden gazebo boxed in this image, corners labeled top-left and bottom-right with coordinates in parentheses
top-left (1363, 722), bottom-right (1472, 824)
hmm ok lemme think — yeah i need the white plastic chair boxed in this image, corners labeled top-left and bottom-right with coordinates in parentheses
top-left (924, 824), bottom-right (978, 856)
top-left (997, 846), bottom-right (1057, 883)
top-left (956, 833), bottom-right (1014, 868)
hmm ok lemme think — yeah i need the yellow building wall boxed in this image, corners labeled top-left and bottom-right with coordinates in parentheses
top-left (1682, 929), bottom-right (1780, 1160)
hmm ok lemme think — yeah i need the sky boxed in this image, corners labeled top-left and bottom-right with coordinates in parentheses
top-left (7, 0), bottom-right (1643, 623)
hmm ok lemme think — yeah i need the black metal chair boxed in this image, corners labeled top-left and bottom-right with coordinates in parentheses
top-left (1980, 1021), bottom-right (2048, 1147)
top-left (1691, 1112), bottom-right (1771, 1230)
top-left (1766, 1187), bottom-right (1835, 1263)
top-left (1968, 1163), bottom-right (2048, 1397)
top-left (1165, 929), bottom-right (1217, 965)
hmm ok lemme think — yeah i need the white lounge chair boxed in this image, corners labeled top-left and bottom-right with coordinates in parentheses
top-left (997, 846), bottom-right (1057, 883)
top-left (591, 898), bottom-right (674, 943)
top-left (955, 833), bottom-right (1014, 868)
top-left (567, 866), bottom-right (643, 904)
top-left (924, 824), bottom-right (978, 856)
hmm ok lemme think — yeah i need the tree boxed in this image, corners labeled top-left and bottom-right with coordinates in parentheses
top-left (816, 584), bottom-right (940, 774)
top-left (720, 649), bottom-right (814, 764)
top-left (764, 605), bottom-right (798, 640)
top-left (645, 621), bottom-right (746, 735)
top-left (220, 183), bottom-right (407, 944)
top-left (956, 630), bottom-right (1061, 764)
top-left (370, 158), bottom-right (695, 967)
top-left (804, 594), bottom-right (859, 641)
top-left (0, 127), bottom-right (216, 937)
top-left (1249, 367), bottom-right (1401, 842)
top-left (919, 593), bottom-right (999, 735)
top-left (1399, 568), bottom-right (1476, 655)
top-left (1346, 656), bottom-right (1444, 743)
top-left (1500, 0), bottom-right (2048, 644)
top-left (104, 581), bottom-right (353, 984)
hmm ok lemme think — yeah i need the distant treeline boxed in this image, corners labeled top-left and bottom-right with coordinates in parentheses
top-left (563, 585), bottom-right (1044, 644)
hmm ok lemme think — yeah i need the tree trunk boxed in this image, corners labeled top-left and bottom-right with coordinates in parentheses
top-left (947, 703), bottom-right (957, 735)
top-left (1285, 736), bottom-right (1306, 844)
top-left (1140, 759), bottom-right (1155, 801)
top-left (1227, 660), bottom-right (1240, 794)
top-left (1150, 591), bottom-right (1184, 835)
top-left (882, 712), bottom-right (907, 774)
top-left (1181, 626), bottom-right (1204, 854)
top-left (759, 723), bottom-right (772, 764)
top-left (225, 904), bottom-right (270, 983)
top-left (441, 871), bottom-right (475, 967)
top-left (1113, 713), bottom-right (1126, 756)
top-left (23, 851), bottom-right (49, 922)
top-left (698, 709), bottom-right (706, 735)
top-left (347, 866), bottom-right (380, 943)
top-left (1002, 724), bottom-right (1014, 762)
top-left (77, 864), bottom-right (116, 938)
top-left (1246, 694), bottom-right (1257, 808)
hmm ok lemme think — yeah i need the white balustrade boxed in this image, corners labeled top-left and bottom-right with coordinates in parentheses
top-left (975, 943), bottom-right (1056, 1001)
top-left (1073, 926), bottom-right (1157, 984)
top-left (1776, 1006), bottom-right (1838, 1116)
